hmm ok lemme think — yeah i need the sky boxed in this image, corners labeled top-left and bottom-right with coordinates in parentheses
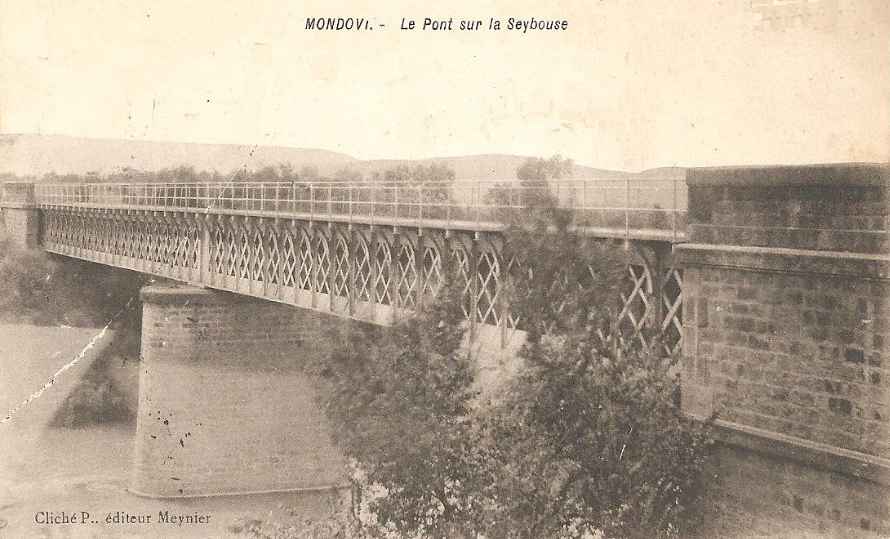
top-left (1, 0), bottom-right (888, 171)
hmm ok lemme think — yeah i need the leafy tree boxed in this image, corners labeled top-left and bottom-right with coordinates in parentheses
top-left (485, 155), bottom-right (573, 223)
top-left (516, 154), bottom-right (574, 183)
top-left (368, 163), bottom-right (456, 220)
top-left (333, 167), bottom-right (363, 183)
top-left (302, 167), bottom-right (711, 538)
top-left (305, 276), bottom-right (494, 537)
top-left (0, 230), bottom-right (149, 327)
top-left (299, 165), bottom-right (321, 180)
top-left (254, 165), bottom-right (282, 181)
top-left (277, 163), bottom-right (299, 181)
top-left (476, 204), bottom-right (710, 538)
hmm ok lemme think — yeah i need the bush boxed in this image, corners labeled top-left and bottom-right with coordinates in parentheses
top-left (246, 156), bottom-right (712, 538)
top-left (302, 218), bottom-right (711, 537)
top-left (0, 230), bottom-right (149, 327)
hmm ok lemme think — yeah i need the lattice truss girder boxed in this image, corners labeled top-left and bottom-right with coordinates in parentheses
top-left (41, 209), bottom-right (200, 271)
top-left (39, 210), bottom-right (682, 351)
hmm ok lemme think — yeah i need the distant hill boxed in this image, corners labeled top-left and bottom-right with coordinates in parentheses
top-left (0, 134), bottom-right (685, 181)
top-left (0, 134), bottom-right (357, 179)
top-left (356, 155), bottom-right (635, 181)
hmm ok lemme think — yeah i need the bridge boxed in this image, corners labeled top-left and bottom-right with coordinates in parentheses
top-left (22, 178), bottom-right (688, 353)
top-left (3, 163), bottom-right (889, 536)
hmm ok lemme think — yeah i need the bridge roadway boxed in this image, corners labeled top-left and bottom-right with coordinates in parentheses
top-left (19, 179), bottom-right (687, 353)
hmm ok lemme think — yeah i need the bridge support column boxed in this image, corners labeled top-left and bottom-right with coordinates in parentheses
top-left (1, 182), bottom-right (40, 248)
top-left (131, 285), bottom-right (346, 498)
top-left (677, 164), bottom-right (890, 536)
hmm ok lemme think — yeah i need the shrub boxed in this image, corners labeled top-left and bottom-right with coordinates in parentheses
top-left (257, 156), bottom-right (712, 538)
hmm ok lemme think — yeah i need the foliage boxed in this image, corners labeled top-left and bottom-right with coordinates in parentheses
top-left (485, 155), bottom-right (573, 223)
top-left (0, 234), bottom-right (60, 324)
top-left (299, 157), bottom-right (711, 538)
top-left (516, 155), bottom-right (574, 183)
top-left (371, 163), bottom-right (455, 186)
top-left (33, 162), bottom-right (329, 185)
top-left (0, 230), bottom-right (148, 327)
top-left (371, 163), bottom-right (456, 215)
top-left (304, 276), bottom-right (495, 537)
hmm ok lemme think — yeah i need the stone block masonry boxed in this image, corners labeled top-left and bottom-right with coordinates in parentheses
top-left (678, 163), bottom-right (890, 537)
top-left (1, 182), bottom-right (40, 248)
top-left (132, 285), bottom-right (347, 498)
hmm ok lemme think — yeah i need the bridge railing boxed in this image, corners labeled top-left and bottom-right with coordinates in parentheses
top-left (33, 178), bottom-right (688, 240)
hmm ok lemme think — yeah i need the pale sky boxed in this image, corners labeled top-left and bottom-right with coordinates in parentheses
top-left (1, 0), bottom-right (888, 171)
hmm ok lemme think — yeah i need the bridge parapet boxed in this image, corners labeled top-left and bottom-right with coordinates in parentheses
top-left (32, 178), bottom-right (688, 242)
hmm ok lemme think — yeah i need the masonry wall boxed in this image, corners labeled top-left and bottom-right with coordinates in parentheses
top-left (678, 164), bottom-right (890, 537)
top-left (3, 208), bottom-right (40, 248)
top-left (1, 182), bottom-right (40, 248)
top-left (132, 285), bottom-right (347, 497)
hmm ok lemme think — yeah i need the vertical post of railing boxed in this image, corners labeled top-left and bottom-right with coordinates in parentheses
top-left (309, 183), bottom-right (314, 219)
top-left (394, 183), bottom-right (399, 221)
top-left (582, 180), bottom-right (587, 229)
top-left (370, 183), bottom-right (376, 225)
top-left (475, 182), bottom-right (480, 227)
top-left (672, 177), bottom-right (678, 242)
top-left (446, 183), bottom-right (452, 226)
top-left (261, 183), bottom-right (265, 213)
top-left (328, 185), bottom-right (333, 218)
top-left (417, 183), bottom-right (423, 226)
top-left (348, 184), bottom-right (353, 223)
top-left (625, 178), bottom-right (630, 240)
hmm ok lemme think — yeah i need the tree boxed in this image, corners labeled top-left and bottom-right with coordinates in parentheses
top-left (367, 163), bottom-right (456, 220)
top-left (253, 165), bottom-right (282, 181)
top-left (305, 276), bottom-right (494, 537)
top-left (516, 155), bottom-right (573, 183)
top-left (301, 182), bottom-right (711, 537)
top-left (476, 207), bottom-right (710, 538)
top-left (485, 155), bottom-right (574, 224)
top-left (299, 165), bottom-right (321, 180)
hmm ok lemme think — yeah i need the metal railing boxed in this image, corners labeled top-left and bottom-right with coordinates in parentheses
top-left (33, 178), bottom-right (688, 240)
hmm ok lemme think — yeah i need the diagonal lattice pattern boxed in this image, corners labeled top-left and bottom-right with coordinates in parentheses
top-left (39, 208), bottom-right (682, 352)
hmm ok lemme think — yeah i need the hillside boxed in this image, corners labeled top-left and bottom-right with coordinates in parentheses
top-left (0, 134), bottom-right (357, 179)
top-left (0, 134), bottom-right (685, 180)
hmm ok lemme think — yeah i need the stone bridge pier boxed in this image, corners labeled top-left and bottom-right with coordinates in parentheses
top-left (133, 285), bottom-right (346, 497)
top-left (1, 182), bottom-right (40, 248)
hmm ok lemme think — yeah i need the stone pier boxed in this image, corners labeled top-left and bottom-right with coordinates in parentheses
top-left (677, 164), bottom-right (890, 537)
top-left (1, 182), bottom-right (40, 248)
top-left (132, 285), bottom-right (346, 497)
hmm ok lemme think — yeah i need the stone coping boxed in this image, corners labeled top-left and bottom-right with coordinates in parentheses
top-left (675, 243), bottom-right (890, 279)
top-left (706, 418), bottom-right (890, 488)
top-left (687, 163), bottom-right (889, 187)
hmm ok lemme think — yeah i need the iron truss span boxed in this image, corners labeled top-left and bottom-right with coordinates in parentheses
top-left (39, 203), bottom-right (684, 355)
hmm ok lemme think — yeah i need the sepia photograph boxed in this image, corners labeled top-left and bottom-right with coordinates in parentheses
top-left (1, 1), bottom-right (888, 537)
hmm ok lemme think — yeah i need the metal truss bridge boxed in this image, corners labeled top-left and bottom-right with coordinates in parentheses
top-left (30, 178), bottom-right (687, 353)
